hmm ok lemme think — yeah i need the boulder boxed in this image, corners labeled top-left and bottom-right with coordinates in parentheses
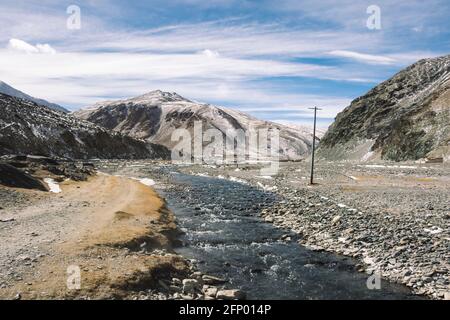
top-left (331, 215), bottom-right (342, 225)
top-left (182, 279), bottom-right (200, 294)
top-left (202, 275), bottom-right (227, 285)
top-left (204, 287), bottom-right (218, 298)
top-left (216, 289), bottom-right (246, 300)
top-left (0, 163), bottom-right (48, 191)
top-left (26, 155), bottom-right (60, 165)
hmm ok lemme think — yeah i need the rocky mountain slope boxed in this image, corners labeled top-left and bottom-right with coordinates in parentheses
top-left (0, 81), bottom-right (68, 113)
top-left (0, 93), bottom-right (169, 159)
top-left (318, 54), bottom-right (450, 162)
top-left (75, 90), bottom-right (320, 161)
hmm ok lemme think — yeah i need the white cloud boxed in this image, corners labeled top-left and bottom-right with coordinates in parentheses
top-left (200, 49), bottom-right (220, 58)
top-left (0, 50), bottom-right (330, 82)
top-left (266, 0), bottom-right (450, 33)
top-left (8, 38), bottom-right (39, 54)
top-left (35, 43), bottom-right (57, 54)
top-left (0, 52), bottom-right (352, 121)
top-left (328, 50), bottom-right (396, 65)
top-left (8, 38), bottom-right (56, 54)
top-left (0, 0), bottom-right (445, 125)
top-left (81, 23), bottom-right (384, 60)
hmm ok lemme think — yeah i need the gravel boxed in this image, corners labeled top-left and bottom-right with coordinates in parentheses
top-left (182, 161), bottom-right (450, 300)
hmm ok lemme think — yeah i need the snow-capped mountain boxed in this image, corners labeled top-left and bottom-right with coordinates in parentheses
top-left (0, 93), bottom-right (169, 159)
top-left (0, 80), bottom-right (68, 113)
top-left (75, 90), bottom-right (320, 161)
top-left (318, 54), bottom-right (450, 162)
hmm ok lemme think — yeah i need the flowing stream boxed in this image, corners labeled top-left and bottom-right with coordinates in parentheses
top-left (156, 171), bottom-right (420, 300)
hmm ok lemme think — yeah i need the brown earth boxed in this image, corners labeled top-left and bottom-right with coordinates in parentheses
top-left (0, 174), bottom-right (189, 300)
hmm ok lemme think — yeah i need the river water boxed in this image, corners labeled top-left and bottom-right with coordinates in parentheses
top-left (155, 170), bottom-right (419, 300)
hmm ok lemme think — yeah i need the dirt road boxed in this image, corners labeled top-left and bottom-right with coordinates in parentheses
top-left (0, 174), bottom-right (188, 299)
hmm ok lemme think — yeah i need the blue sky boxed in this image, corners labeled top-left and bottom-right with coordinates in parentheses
top-left (0, 0), bottom-right (449, 126)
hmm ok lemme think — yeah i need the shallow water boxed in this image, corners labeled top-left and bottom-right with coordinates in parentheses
top-left (156, 170), bottom-right (421, 299)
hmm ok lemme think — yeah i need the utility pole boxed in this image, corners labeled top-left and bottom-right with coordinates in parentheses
top-left (308, 107), bottom-right (321, 185)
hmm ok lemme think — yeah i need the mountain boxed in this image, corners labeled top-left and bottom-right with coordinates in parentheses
top-left (0, 93), bottom-right (170, 159)
top-left (318, 54), bottom-right (450, 162)
top-left (0, 81), bottom-right (69, 113)
top-left (74, 90), bottom-right (320, 161)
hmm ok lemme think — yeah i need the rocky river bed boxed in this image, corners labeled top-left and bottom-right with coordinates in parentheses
top-left (99, 160), bottom-right (435, 300)
top-left (174, 161), bottom-right (450, 300)
top-left (2, 158), bottom-right (446, 300)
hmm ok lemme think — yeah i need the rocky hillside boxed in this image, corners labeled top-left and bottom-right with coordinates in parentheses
top-left (75, 90), bottom-right (319, 161)
top-left (0, 81), bottom-right (68, 113)
top-left (0, 93), bottom-right (169, 159)
top-left (318, 54), bottom-right (450, 162)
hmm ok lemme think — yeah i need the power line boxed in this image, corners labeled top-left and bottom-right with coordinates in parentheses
top-left (308, 107), bottom-right (322, 185)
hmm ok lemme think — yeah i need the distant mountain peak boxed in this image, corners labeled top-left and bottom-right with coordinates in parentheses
top-left (0, 80), bottom-right (68, 113)
top-left (75, 91), bottom-right (319, 160)
top-left (86, 91), bottom-right (192, 111)
top-left (129, 90), bottom-right (191, 104)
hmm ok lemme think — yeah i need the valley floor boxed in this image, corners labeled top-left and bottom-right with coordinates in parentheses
top-left (181, 161), bottom-right (450, 300)
top-left (0, 160), bottom-right (448, 300)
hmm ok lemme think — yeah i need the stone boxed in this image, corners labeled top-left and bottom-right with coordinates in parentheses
top-left (331, 215), bottom-right (342, 225)
top-left (204, 287), bottom-right (218, 298)
top-left (17, 255), bottom-right (31, 262)
top-left (169, 285), bottom-right (181, 293)
top-left (202, 275), bottom-right (227, 285)
top-left (0, 164), bottom-right (49, 191)
top-left (182, 279), bottom-right (200, 294)
top-left (216, 289), bottom-right (246, 300)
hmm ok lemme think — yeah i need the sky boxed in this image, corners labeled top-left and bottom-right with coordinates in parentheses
top-left (0, 0), bottom-right (449, 127)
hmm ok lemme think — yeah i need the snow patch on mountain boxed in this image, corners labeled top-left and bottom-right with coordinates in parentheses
top-left (0, 93), bottom-right (170, 159)
top-left (318, 54), bottom-right (450, 162)
top-left (75, 90), bottom-right (321, 161)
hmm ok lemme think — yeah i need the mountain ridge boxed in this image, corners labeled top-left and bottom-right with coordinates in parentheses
top-left (0, 93), bottom-right (169, 159)
top-left (0, 81), bottom-right (69, 113)
top-left (318, 54), bottom-right (450, 162)
top-left (75, 90), bottom-right (323, 161)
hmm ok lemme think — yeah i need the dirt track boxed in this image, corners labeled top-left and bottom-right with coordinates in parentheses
top-left (0, 174), bottom-right (188, 299)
